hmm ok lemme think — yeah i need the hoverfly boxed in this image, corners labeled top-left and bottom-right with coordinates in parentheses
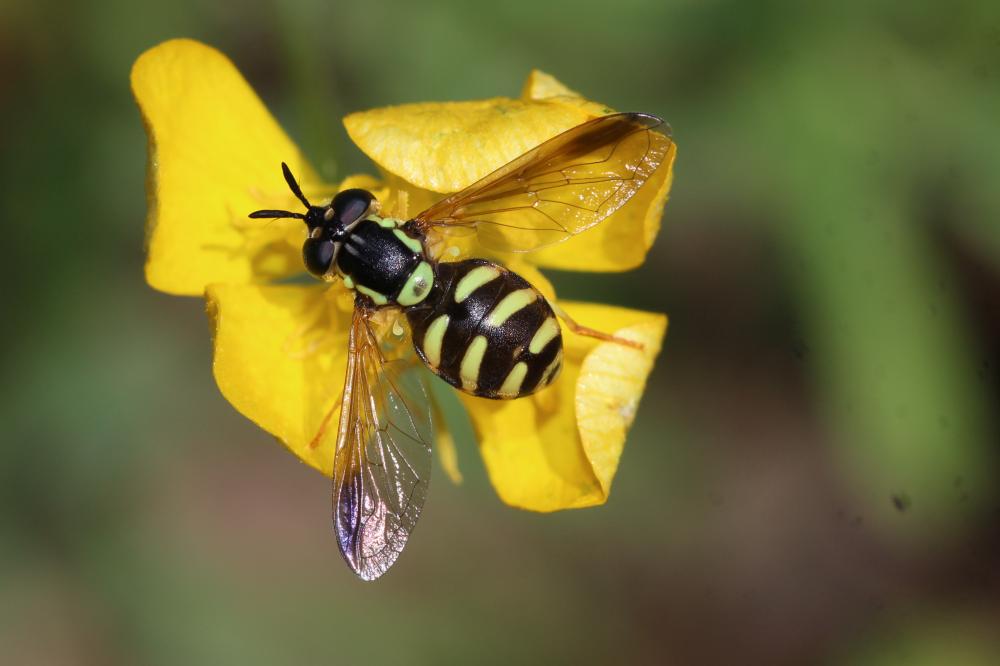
top-left (249, 112), bottom-right (674, 580)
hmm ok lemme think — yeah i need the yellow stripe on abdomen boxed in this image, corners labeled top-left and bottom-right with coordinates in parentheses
top-left (423, 314), bottom-right (449, 368)
top-left (541, 350), bottom-right (563, 386)
top-left (459, 335), bottom-right (488, 392)
top-left (529, 317), bottom-right (559, 354)
top-left (498, 362), bottom-right (528, 398)
top-left (454, 266), bottom-right (500, 303)
top-left (485, 288), bottom-right (537, 328)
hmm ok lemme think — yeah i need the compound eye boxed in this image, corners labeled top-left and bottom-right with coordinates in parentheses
top-left (303, 238), bottom-right (335, 278)
top-left (331, 188), bottom-right (374, 225)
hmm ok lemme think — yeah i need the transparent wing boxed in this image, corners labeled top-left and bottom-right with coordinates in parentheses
top-left (412, 112), bottom-right (674, 253)
top-left (332, 303), bottom-right (434, 581)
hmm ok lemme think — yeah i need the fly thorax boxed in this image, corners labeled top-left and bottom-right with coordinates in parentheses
top-left (335, 217), bottom-right (433, 307)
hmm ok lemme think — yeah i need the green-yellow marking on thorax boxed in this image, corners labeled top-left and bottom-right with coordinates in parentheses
top-left (392, 228), bottom-right (424, 253)
top-left (486, 288), bottom-right (537, 327)
top-left (455, 266), bottom-right (500, 303)
top-left (366, 214), bottom-right (401, 229)
top-left (356, 284), bottom-right (388, 306)
top-left (397, 261), bottom-right (434, 306)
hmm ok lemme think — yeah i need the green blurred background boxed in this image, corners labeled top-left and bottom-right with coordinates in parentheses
top-left (2, 0), bottom-right (998, 663)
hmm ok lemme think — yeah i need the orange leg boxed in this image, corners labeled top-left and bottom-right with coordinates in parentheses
top-left (308, 395), bottom-right (342, 449)
top-left (551, 302), bottom-right (644, 351)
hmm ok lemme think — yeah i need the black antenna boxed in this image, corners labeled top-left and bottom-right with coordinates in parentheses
top-left (248, 209), bottom-right (304, 219)
top-left (281, 162), bottom-right (311, 209)
top-left (248, 162), bottom-right (311, 219)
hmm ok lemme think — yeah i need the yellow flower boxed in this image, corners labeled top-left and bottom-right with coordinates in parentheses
top-left (131, 39), bottom-right (674, 513)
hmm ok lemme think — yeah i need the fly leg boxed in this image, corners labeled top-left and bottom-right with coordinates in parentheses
top-left (550, 302), bottom-right (644, 351)
top-left (308, 390), bottom-right (344, 450)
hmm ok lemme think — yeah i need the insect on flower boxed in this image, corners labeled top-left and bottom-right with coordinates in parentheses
top-left (248, 114), bottom-right (674, 580)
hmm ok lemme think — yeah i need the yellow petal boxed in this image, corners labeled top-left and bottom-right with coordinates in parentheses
top-left (528, 140), bottom-right (676, 273)
top-left (344, 99), bottom-right (594, 193)
top-left (521, 69), bottom-right (613, 118)
top-left (573, 303), bottom-right (668, 495)
top-left (380, 173), bottom-right (441, 220)
top-left (521, 68), bottom-right (677, 272)
top-left (206, 282), bottom-right (355, 474)
top-left (506, 260), bottom-right (556, 301)
top-left (132, 39), bottom-right (319, 295)
top-left (432, 399), bottom-right (463, 484)
top-left (460, 301), bottom-right (667, 511)
top-left (349, 73), bottom-right (676, 273)
top-left (521, 69), bottom-right (581, 99)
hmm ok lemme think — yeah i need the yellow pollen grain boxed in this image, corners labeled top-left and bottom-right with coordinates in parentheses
top-left (486, 288), bottom-right (537, 328)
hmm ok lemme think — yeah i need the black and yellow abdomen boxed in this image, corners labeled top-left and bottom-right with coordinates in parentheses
top-left (405, 259), bottom-right (563, 400)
